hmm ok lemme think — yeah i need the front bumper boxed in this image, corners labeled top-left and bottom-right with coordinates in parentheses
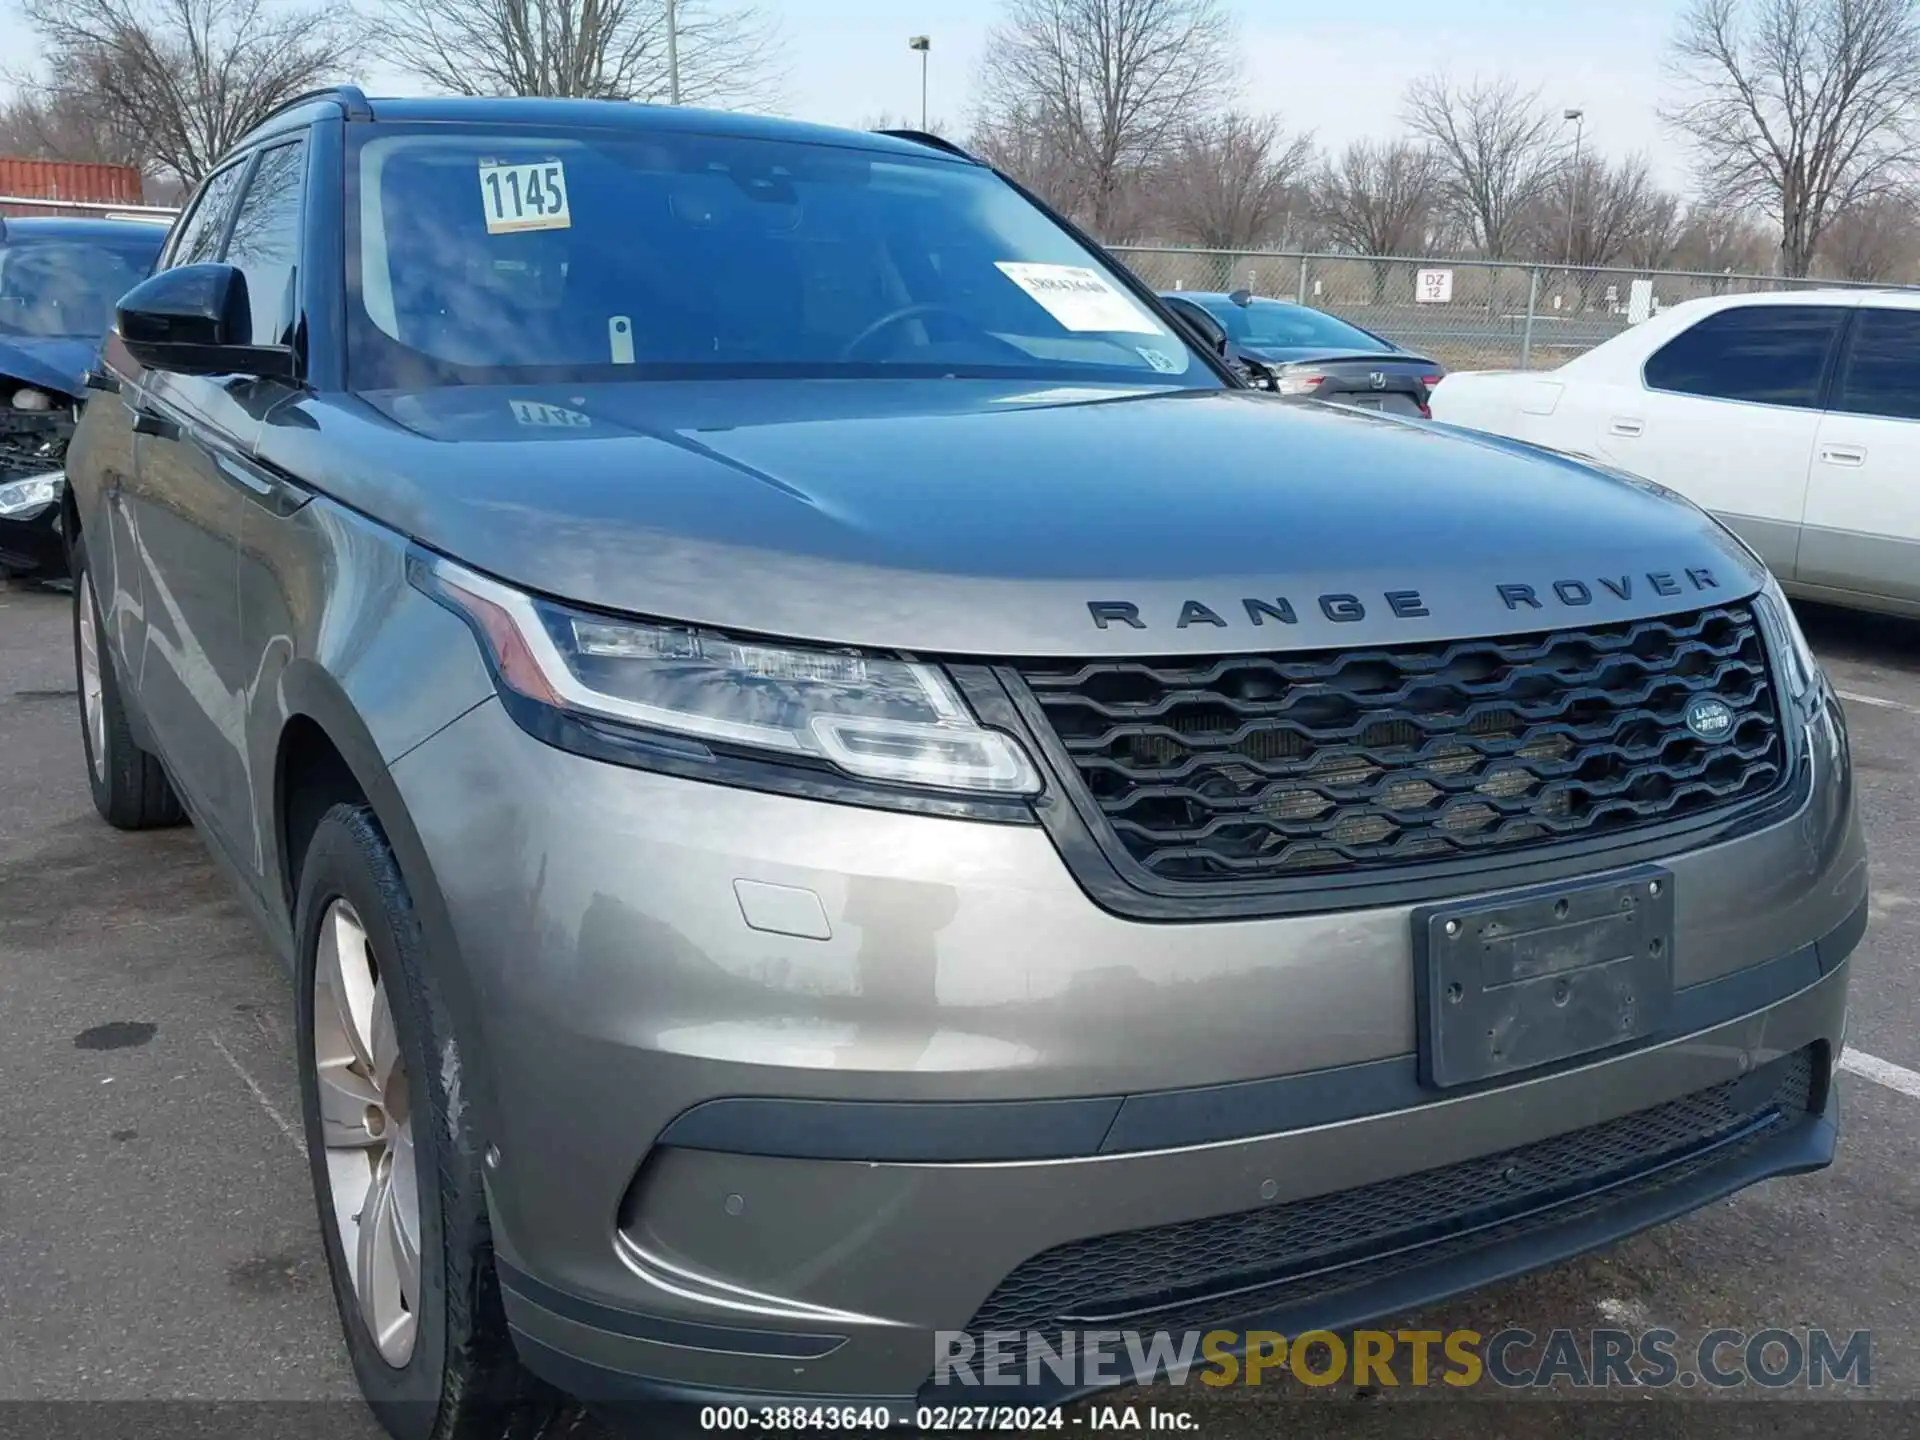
top-left (387, 688), bottom-right (1865, 1405)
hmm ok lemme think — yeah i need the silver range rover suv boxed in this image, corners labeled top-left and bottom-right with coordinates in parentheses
top-left (63, 89), bottom-right (1865, 1438)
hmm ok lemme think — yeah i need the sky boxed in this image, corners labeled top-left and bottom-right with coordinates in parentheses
top-left (0, 0), bottom-right (1696, 186)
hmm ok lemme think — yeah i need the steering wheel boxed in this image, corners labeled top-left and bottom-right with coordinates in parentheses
top-left (838, 302), bottom-right (986, 360)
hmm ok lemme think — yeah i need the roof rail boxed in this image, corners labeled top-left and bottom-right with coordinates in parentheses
top-left (874, 129), bottom-right (978, 162)
top-left (255, 84), bottom-right (375, 129)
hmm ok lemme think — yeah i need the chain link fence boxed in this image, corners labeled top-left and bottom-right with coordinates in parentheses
top-left (1110, 247), bottom-right (1907, 373)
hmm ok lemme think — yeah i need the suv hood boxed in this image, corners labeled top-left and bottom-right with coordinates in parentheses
top-left (269, 379), bottom-right (1763, 657)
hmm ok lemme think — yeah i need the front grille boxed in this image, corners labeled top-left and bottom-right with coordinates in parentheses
top-left (1014, 603), bottom-right (1786, 884)
top-left (968, 1049), bottom-right (1817, 1341)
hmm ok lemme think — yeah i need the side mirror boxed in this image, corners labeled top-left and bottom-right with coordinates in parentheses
top-left (1165, 300), bottom-right (1230, 357)
top-left (116, 263), bottom-right (296, 379)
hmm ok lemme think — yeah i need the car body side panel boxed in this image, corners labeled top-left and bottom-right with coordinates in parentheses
top-left (1590, 386), bottom-right (1819, 581)
top-left (1792, 526), bottom-right (1920, 609)
top-left (120, 373), bottom-right (256, 864)
top-left (63, 368), bottom-right (146, 671)
top-left (234, 480), bottom-right (505, 1111)
top-left (1801, 410), bottom-right (1920, 605)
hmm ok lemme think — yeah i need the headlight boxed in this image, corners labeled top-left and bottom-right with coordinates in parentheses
top-left (1756, 571), bottom-right (1823, 700)
top-left (0, 472), bottom-right (62, 519)
top-left (418, 556), bottom-right (1041, 795)
top-left (1274, 372), bottom-right (1323, 395)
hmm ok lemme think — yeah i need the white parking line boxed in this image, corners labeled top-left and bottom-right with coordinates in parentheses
top-left (1840, 1048), bottom-right (1920, 1102)
top-left (209, 1031), bottom-right (305, 1157)
top-left (1836, 688), bottom-right (1920, 718)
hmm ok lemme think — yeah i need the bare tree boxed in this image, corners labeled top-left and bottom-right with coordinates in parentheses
top-left (1624, 188), bottom-right (1687, 269)
top-left (1152, 112), bottom-right (1314, 250)
top-left (860, 110), bottom-right (954, 137)
top-left (0, 77), bottom-right (146, 170)
top-left (1565, 155), bottom-right (1668, 267)
top-left (1818, 190), bottom-right (1920, 278)
top-left (1403, 72), bottom-right (1558, 258)
top-left (381, 0), bottom-right (781, 107)
top-left (1314, 139), bottom-right (1441, 256)
top-left (1669, 201), bottom-right (1777, 276)
top-left (1664, 0), bottom-right (1920, 277)
top-left (1531, 154), bottom-right (1684, 307)
top-left (1312, 138), bottom-right (1441, 303)
top-left (14, 0), bottom-right (361, 184)
top-left (974, 0), bottom-right (1238, 238)
top-left (969, 100), bottom-right (1089, 219)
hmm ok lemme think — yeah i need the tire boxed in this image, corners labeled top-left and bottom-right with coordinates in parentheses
top-left (293, 803), bottom-right (557, 1440)
top-left (71, 533), bottom-right (185, 829)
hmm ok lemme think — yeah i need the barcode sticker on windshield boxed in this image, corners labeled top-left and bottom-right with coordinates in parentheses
top-left (479, 159), bottom-right (571, 234)
top-left (995, 262), bottom-right (1159, 334)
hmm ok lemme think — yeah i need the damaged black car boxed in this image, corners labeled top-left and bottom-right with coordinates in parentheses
top-left (1, 215), bottom-right (166, 582)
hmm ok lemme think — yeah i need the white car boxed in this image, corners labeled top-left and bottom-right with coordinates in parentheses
top-left (1430, 289), bottom-right (1920, 617)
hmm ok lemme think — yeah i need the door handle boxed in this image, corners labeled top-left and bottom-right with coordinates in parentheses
top-left (125, 400), bottom-right (179, 440)
top-left (1819, 443), bottom-right (1867, 466)
top-left (1608, 417), bottom-right (1644, 437)
top-left (213, 450), bottom-right (310, 517)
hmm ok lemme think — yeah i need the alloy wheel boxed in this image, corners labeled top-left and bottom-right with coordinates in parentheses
top-left (313, 898), bottom-right (421, 1367)
top-left (77, 582), bottom-right (106, 784)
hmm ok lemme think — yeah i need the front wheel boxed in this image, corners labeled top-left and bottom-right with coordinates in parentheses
top-left (294, 803), bottom-right (556, 1440)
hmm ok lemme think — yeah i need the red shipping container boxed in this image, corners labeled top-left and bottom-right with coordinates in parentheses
top-left (0, 157), bottom-right (146, 218)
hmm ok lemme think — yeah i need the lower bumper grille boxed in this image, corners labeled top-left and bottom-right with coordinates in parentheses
top-left (967, 1049), bottom-right (1818, 1339)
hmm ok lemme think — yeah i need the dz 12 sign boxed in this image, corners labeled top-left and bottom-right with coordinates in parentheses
top-left (1415, 268), bottom-right (1454, 304)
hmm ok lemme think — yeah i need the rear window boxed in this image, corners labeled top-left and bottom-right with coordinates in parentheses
top-left (1197, 297), bottom-right (1389, 353)
top-left (1833, 307), bottom-right (1920, 421)
top-left (346, 125), bottom-right (1210, 391)
top-left (1642, 305), bottom-right (1847, 408)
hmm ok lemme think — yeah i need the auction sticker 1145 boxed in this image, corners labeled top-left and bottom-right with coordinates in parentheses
top-left (479, 158), bottom-right (572, 234)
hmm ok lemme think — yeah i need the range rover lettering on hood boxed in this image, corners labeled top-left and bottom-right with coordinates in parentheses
top-left (1089, 565), bottom-right (1724, 630)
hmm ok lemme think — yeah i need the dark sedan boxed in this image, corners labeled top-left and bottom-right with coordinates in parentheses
top-left (0, 215), bottom-right (167, 582)
top-left (1161, 289), bottom-right (1445, 417)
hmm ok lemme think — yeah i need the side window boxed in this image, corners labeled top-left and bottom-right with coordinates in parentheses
top-left (1833, 307), bottom-right (1920, 421)
top-left (1642, 305), bottom-right (1847, 409)
top-left (164, 164), bottom-right (248, 270)
top-left (221, 140), bottom-right (307, 347)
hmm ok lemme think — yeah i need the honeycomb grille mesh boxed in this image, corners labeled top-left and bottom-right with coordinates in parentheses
top-left (967, 1049), bottom-right (1817, 1338)
top-left (1013, 604), bottom-right (1786, 883)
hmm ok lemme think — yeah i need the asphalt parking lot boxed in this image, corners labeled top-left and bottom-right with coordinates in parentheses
top-left (3, 580), bottom-right (1919, 1439)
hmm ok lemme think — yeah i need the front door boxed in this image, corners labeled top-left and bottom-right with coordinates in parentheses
top-left (124, 369), bottom-right (259, 859)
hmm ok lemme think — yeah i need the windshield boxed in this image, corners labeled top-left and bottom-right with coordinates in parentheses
top-left (346, 125), bottom-right (1211, 389)
top-left (0, 234), bottom-right (162, 339)
top-left (1196, 297), bottom-right (1390, 353)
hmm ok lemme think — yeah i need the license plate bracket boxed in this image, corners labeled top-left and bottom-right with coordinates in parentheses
top-left (1415, 869), bottom-right (1675, 1089)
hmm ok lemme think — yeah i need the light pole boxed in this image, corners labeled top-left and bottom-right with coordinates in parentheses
top-left (909, 35), bottom-right (930, 129)
top-left (1562, 107), bottom-right (1585, 272)
top-left (667, 0), bottom-right (680, 104)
